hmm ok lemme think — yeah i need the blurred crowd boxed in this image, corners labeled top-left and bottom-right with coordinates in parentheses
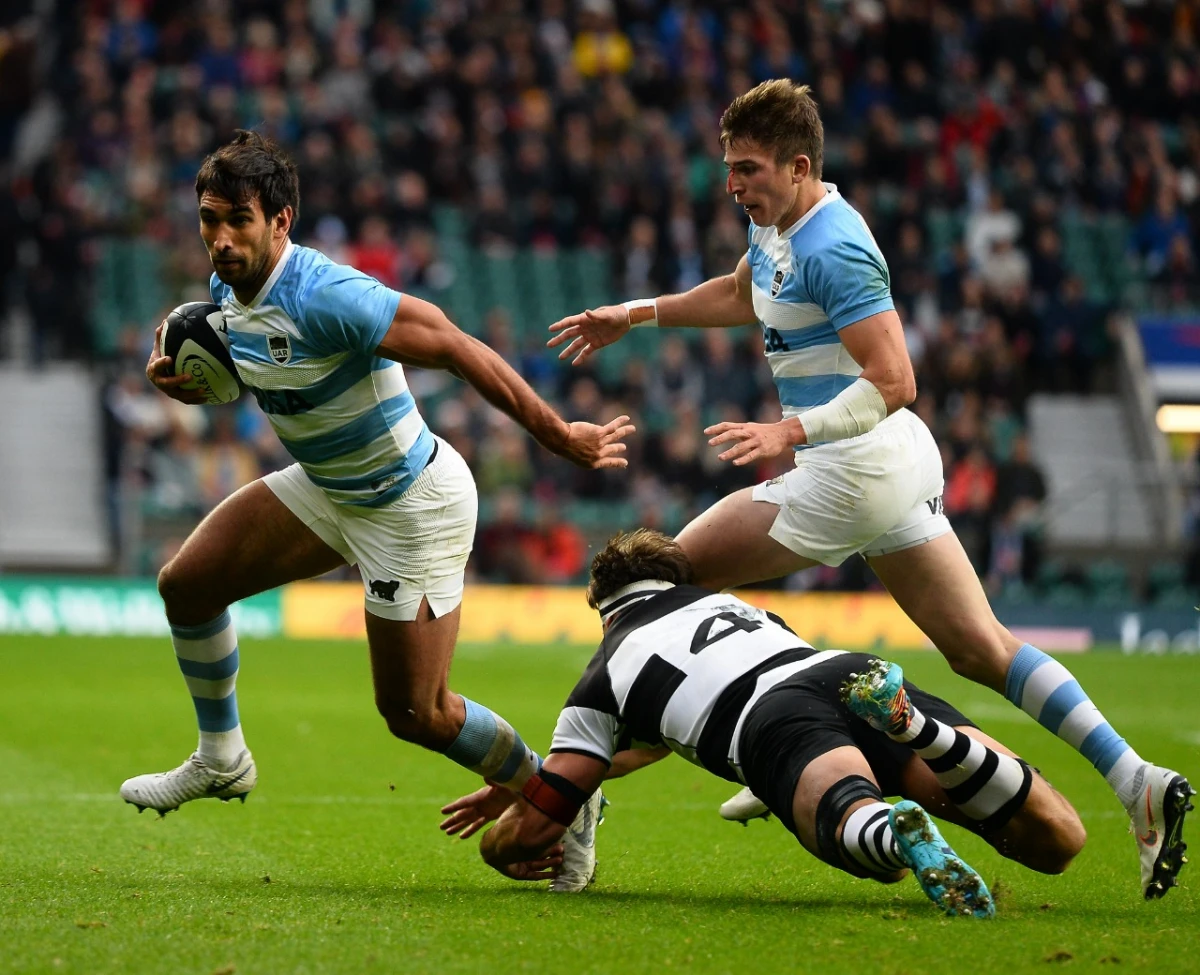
top-left (4, 0), bottom-right (1200, 590)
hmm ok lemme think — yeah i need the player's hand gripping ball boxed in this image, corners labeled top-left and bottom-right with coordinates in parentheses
top-left (160, 302), bottom-right (240, 404)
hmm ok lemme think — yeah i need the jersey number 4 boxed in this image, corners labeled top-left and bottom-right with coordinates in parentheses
top-left (763, 327), bottom-right (786, 354)
top-left (689, 611), bottom-right (763, 654)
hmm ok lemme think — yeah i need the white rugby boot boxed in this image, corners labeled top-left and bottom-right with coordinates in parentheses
top-left (719, 786), bottom-right (771, 824)
top-left (1125, 764), bottom-right (1195, 900)
top-left (550, 789), bottom-right (604, 893)
top-left (120, 750), bottom-right (257, 816)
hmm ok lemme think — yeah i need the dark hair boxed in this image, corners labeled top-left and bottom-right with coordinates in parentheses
top-left (720, 79), bottom-right (824, 178)
top-left (195, 129), bottom-right (300, 222)
top-left (586, 529), bottom-right (694, 608)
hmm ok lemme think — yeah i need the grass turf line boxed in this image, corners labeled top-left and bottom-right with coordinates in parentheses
top-left (0, 636), bottom-right (1196, 974)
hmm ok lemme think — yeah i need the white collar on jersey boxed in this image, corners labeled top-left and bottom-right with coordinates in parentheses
top-left (236, 238), bottom-right (295, 310)
top-left (596, 580), bottom-right (676, 624)
top-left (774, 182), bottom-right (840, 241)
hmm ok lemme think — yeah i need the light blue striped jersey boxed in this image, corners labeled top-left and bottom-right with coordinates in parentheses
top-left (210, 240), bottom-right (435, 507)
top-left (746, 183), bottom-right (894, 444)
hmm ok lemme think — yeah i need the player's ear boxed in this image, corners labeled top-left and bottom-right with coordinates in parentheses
top-left (793, 155), bottom-right (811, 183)
top-left (274, 205), bottom-right (294, 238)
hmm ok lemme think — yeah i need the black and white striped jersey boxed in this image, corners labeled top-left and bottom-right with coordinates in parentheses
top-left (550, 582), bottom-right (846, 783)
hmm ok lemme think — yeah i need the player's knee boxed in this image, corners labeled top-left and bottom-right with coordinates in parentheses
top-left (157, 558), bottom-right (216, 621)
top-left (937, 624), bottom-right (1010, 688)
top-left (157, 560), bottom-right (182, 606)
top-left (376, 694), bottom-right (457, 750)
top-left (1030, 810), bottom-right (1087, 874)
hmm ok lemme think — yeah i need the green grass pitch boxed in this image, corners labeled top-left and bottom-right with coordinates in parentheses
top-left (0, 635), bottom-right (1196, 974)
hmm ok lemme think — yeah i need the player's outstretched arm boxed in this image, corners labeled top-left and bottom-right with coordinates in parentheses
top-left (479, 753), bottom-right (607, 880)
top-left (376, 295), bottom-right (635, 469)
top-left (547, 254), bottom-right (758, 366)
top-left (145, 321), bottom-right (209, 405)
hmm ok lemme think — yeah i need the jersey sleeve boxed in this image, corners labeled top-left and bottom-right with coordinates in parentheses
top-left (804, 234), bottom-right (894, 331)
top-left (209, 273), bottom-right (227, 304)
top-left (300, 266), bottom-right (402, 355)
top-left (550, 648), bottom-right (622, 765)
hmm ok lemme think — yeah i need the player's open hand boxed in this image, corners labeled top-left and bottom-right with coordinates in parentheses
top-left (440, 783), bottom-right (517, 839)
top-left (706, 419), bottom-right (798, 466)
top-left (146, 322), bottom-right (208, 405)
top-left (559, 415), bottom-right (636, 469)
top-left (500, 846), bottom-right (565, 881)
top-left (547, 305), bottom-right (630, 366)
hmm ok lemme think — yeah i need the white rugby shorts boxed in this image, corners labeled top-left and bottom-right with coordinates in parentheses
top-left (751, 408), bottom-right (950, 567)
top-left (264, 436), bottom-right (477, 621)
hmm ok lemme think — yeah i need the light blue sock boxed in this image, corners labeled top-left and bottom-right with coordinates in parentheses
top-left (171, 610), bottom-right (246, 771)
top-left (444, 697), bottom-right (542, 790)
top-left (1005, 643), bottom-right (1144, 804)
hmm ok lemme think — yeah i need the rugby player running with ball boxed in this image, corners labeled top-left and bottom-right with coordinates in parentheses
top-left (123, 131), bottom-right (632, 890)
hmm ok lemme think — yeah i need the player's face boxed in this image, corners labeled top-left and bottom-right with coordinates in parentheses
top-left (723, 142), bottom-right (806, 228)
top-left (198, 192), bottom-right (283, 291)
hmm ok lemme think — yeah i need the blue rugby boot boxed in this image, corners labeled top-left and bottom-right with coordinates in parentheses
top-left (890, 800), bottom-right (995, 919)
top-left (841, 658), bottom-right (912, 736)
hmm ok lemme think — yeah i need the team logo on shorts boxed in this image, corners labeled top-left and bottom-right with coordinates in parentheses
top-left (771, 267), bottom-right (786, 298)
top-left (268, 334), bottom-right (292, 364)
top-left (369, 579), bottom-right (401, 602)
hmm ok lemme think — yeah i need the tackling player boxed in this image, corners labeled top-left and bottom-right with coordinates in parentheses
top-left (120, 131), bottom-right (633, 838)
top-left (546, 80), bottom-right (1192, 899)
top-left (440, 530), bottom-right (1088, 917)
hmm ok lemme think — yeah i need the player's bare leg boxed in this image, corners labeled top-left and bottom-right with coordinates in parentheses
top-left (121, 480), bottom-right (347, 814)
top-left (788, 746), bottom-right (994, 917)
top-left (868, 534), bottom-right (1193, 898)
top-left (865, 533), bottom-right (1014, 691)
top-left (159, 480), bottom-right (347, 626)
top-left (366, 599), bottom-right (466, 750)
top-left (368, 598), bottom-right (596, 886)
top-left (367, 597), bottom-right (541, 788)
top-left (675, 487), bottom-right (820, 591)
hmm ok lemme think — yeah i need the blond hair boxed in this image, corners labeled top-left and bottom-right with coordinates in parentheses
top-left (720, 79), bottom-right (824, 178)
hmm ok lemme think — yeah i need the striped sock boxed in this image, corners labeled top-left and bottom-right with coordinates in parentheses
top-left (443, 697), bottom-right (542, 790)
top-left (1005, 643), bottom-right (1144, 806)
top-left (841, 801), bottom-right (907, 876)
top-left (891, 704), bottom-right (1032, 833)
top-left (171, 610), bottom-right (246, 771)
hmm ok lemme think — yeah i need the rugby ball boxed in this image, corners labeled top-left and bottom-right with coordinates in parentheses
top-left (161, 302), bottom-right (240, 404)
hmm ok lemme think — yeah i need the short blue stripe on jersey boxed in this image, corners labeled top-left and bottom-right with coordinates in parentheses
top-left (277, 391), bottom-right (417, 463)
top-left (774, 373), bottom-right (860, 410)
top-left (304, 426), bottom-right (437, 506)
top-left (772, 322), bottom-right (841, 352)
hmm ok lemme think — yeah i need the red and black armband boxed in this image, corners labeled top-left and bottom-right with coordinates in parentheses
top-left (520, 770), bottom-right (590, 827)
